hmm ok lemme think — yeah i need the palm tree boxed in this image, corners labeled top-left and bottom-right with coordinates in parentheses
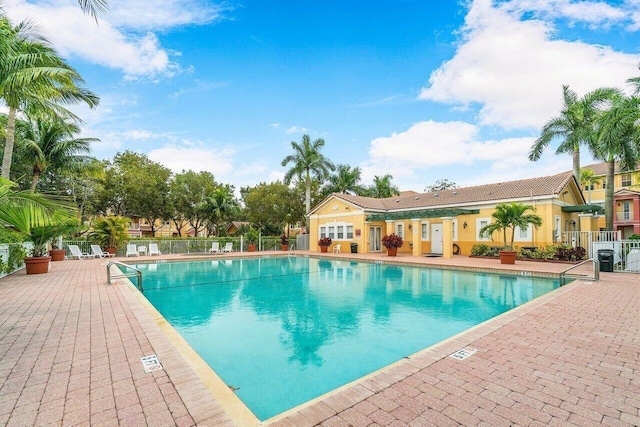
top-left (19, 116), bottom-right (97, 192)
top-left (324, 164), bottom-right (364, 195)
top-left (478, 202), bottom-right (543, 250)
top-left (529, 85), bottom-right (617, 182)
top-left (203, 187), bottom-right (237, 236)
top-left (0, 16), bottom-right (99, 180)
top-left (368, 174), bottom-right (399, 198)
top-left (281, 134), bottom-right (335, 221)
top-left (77, 0), bottom-right (108, 20)
top-left (590, 89), bottom-right (640, 230)
top-left (579, 168), bottom-right (603, 204)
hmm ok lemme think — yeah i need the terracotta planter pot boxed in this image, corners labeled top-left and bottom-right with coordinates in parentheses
top-left (281, 245), bottom-right (288, 251)
top-left (499, 250), bottom-right (517, 264)
top-left (49, 249), bottom-right (66, 261)
top-left (24, 256), bottom-right (52, 274)
top-left (387, 247), bottom-right (398, 257)
top-left (247, 244), bottom-right (256, 252)
top-left (320, 246), bottom-right (328, 253)
top-left (105, 247), bottom-right (117, 255)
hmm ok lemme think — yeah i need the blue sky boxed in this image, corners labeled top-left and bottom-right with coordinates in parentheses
top-left (3, 0), bottom-right (640, 193)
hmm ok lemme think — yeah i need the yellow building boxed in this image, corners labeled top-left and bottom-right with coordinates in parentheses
top-left (581, 162), bottom-right (640, 238)
top-left (309, 172), bottom-right (595, 257)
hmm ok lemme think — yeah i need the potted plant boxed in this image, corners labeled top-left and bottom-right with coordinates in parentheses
top-left (479, 202), bottom-right (543, 264)
top-left (318, 237), bottom-right (332, 253)
top-left (381, 233), bottom-right (404, 257)
top-left (49, 243), bottom-right (66, 261)
top-left (245, 228), bottom-right (259, 252)
top-left (280, 234), bottom-right (290, 251)
top-left (89, 216), bottom-right (131, 255)
top-left (0, 179), bottom-right (78, 274)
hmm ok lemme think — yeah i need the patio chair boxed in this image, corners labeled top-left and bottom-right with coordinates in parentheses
top-left (222, 242), bottom-right (233, 253)
top-left (333, 244), bottom-right (342, 253)
top-left (91, 245), bottom-right (115, 258)
top-left (68, 244), bottom-right (94, 260)
top-left (148, 243), bottom-right (161, 256)
top-left (209, 241), bottom-right (221, 254)
top-left (125, 244), bottom-right (139, 257)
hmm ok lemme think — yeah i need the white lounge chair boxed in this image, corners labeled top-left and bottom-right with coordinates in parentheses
top-left (333, 244), bottom-right (342, 253)
top-left (125, 244), bottom-right (139, 257)
top-left (209, 241), bottom-right (221, 254)
top-left (148, 243), bottom-right (161, 256)
top-left (91, 245), bottom-right (115, 258)
top-left (222, 242), bottom-right (233, 253)
top-left (68, 245), bottom-right (94, 260)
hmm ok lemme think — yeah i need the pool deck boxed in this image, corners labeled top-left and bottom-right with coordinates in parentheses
top-left (0, 252), bottom-right (638, 426)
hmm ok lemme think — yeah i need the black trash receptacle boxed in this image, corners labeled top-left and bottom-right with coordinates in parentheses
top-left (350, 243), bottom-right (358, 254)
top-left (598, 249), bottom-right (615, 272)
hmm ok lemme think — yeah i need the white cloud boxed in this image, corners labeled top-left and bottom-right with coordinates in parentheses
top-left (148, 145), bottom-right (235, 176)
top-left (2, 0), bottom-right (226, 79)
top-left (503, 0), bottom-right (627, 26)
top-left (285, 125), bottom-right (308, 135)
top-left (419, 0), bottom-right (640, 130)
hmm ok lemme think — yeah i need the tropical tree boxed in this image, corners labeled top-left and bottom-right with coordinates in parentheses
top-left (367, 174), bottom-right (399, 198)
top-left (579, 167), bottom-right (603, 204)
top-left (478, 202), bottom-right (543, 250)
top-left (77, 0), bottom-right (108, 20)
top-left (0, 15), bottom-right (99, 180)
top-left (281, 134), bottom-right (335, 222)
top-left (323, 164), bottom-right (365, 196)
top-left (202, 186), bottom-right (237, 236)
top-left (590, 89), bottom-right (640, 230)
top-left (426, 178), bottom-right (457, 192)
top-left (166, 170), bottom-right (218, 237)
top-left (18, 116), bottom-right (97, 192)
top-left (241, 182), bottom-right (304, 235)
top-left (529, 85), bottom-right (617, 182)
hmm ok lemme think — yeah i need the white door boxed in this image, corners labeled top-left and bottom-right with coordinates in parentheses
top-left (369, 226), bottom-right (382, 252)
top-left (431, 224), bottom-right (443, 254)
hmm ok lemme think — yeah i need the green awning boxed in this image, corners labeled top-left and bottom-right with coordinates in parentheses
top-left (561, 204), bottom-right (604, 213)
top-left (366, 208), bottom-right (479, 221)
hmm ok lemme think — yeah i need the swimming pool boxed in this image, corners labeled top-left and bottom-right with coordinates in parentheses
top-left (132, 257), bottom-right (561, 420)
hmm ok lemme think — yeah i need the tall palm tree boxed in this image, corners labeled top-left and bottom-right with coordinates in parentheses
top-left (324, 164), bottom-right (364, 195)
top-left (0, 16), bottom-right (99, 180)
top-left (579, 167), bottom-right (603, 204)
top-left (590, 89), bottom-right (640, 230)
top-left (368, 174), bottom-right (399, 198)
top-left (281, 134), bottom-right (335, 221)
top-left (529, 85), bottom-right (618, 182)
top-left (77, 0), bottom-right (108, 20)
top-left (19, 116), bottom-right (97, 192)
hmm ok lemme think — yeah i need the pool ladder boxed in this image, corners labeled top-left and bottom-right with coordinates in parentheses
top-left (107, 261), bottom-right (143, 292)
top-left (559, 258), bottom-right (599, 285)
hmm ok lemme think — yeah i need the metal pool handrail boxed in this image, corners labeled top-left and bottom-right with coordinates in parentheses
top-left (107, 261), bottom-right (143, 292)
top-left (559, 258), bottom-right (599, 285)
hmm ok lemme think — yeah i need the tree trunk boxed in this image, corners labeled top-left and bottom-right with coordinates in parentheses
top-left (30, 171), bottom-right (41, 193)
top-left (605, 161), bottom-right (615, 231)
top-left (572, 149), bottom-right (580, 184)
top-left (1, 107), bottom-right (17, 180)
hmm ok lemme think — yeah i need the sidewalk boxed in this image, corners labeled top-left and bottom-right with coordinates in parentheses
top-left (0, 253), bottom-right (638, 426)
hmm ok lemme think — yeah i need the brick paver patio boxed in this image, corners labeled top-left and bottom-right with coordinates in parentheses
top-left (0, 252), bottom-right (638, 426)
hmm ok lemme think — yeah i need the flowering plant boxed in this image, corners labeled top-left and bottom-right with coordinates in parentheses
top-left (280, 234), bottom-right (289, 245)
top-left (381, 233), bottom-right (404, 249)
top-left (318, 237), bottom-right (332, 247)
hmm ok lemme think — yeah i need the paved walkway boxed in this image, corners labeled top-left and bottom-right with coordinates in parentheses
top-left (0, 253), bottom-right (638, 426)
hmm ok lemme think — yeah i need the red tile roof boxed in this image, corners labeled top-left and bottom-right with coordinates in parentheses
top-left (328, 172), bottom-right (577, 212)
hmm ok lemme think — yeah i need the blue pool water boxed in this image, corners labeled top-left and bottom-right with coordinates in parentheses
top-left (132, 257), bottom-right (560, 420)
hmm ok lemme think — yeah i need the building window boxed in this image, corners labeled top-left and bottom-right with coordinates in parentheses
top-left (602, 178), bottom-right (607, 189)
top-left (584, 183), bottom-right (594, 191)
top-left (421, 221), bottom-right (429, 240)
top-left (621, 174), bottom-right (632, 187)
top-left (477, 218), bottom-right (491, 241)
top-left (346, 225), bottom-right (354, 239)
top-left (319, 222), bottom-right (354, 240)
top-left (515, 225), bottom-right (531, 241)
top-left (396, 223), bottom-right (404, 239)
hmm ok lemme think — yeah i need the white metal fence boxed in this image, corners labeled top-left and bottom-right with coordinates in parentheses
top-left (561, 231), bottom-right (640, 272)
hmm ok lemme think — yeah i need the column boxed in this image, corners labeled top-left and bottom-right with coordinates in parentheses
top-left (442, 217), bottom-right (453, 259)
top-left (412, 218), bottom-right (421, 257)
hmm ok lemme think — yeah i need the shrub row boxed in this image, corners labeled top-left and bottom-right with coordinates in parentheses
top-left (471, 243), bottom-right (587, 262)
